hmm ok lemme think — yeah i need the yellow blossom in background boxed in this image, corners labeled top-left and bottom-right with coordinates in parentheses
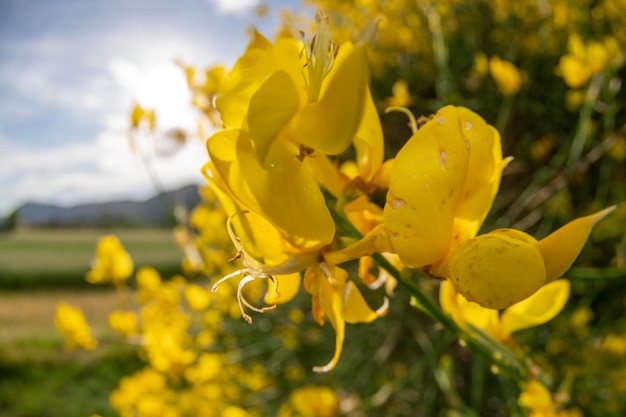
top-left (136, 266), bottom-right (163, 303)
top-left (184, 283), bottom-right (212, 311)
top-left (608, 135), bottom-right (626, 161)
top-left (557, 53), bottom-right (590, 89)
top-left (474, 51), bottom-right (488, 76)
top-left (86, 235), bottom-right (134, 286)
top-left (385, 79), bottom-right (412, 107)
top-left (519, 380), bottom-right (582, 417)
top-left (54, 302), bottom-right (97, 350)
top-left (489, 55), bottom-right (523, 95)
top-left (519, 380), bottom-right (555, 416)
top-left (129, 103), bottom-right (156, 131)
top-left (556, 33), bottom-right (624, 88)
top-left (110, 368), bottom-right (174, 417)
top-left (564, 89), bottom-right (585, 111)
top-left (108, 310), bottom-right (139, 338)
top-left (279, 385), bottom-right (339, 417)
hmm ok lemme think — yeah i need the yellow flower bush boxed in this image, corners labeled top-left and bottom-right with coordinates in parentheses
top-left (86, 235), bottom-right (134, 286)
top-left (489, 55), bottom-right (523, 96)
top-left (52, 2), bottom-right (626, 416)
top-left (54, 302), bottom-right (97, 350)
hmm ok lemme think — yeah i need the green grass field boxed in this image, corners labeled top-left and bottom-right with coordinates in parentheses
top-left (0, 228), bottom-right (184, 289)
top-left (0, 228), bottom-right (179, 417)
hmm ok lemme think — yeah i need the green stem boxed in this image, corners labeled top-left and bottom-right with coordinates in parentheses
top-left (423, 4), bottom-right (452, 106)
top-left (495, 94), bottom-right (514, 136)
top-left (566, 73), bottom-right (603, 171)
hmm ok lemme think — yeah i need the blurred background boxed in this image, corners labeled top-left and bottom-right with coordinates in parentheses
top-left (1, 0), bottom-right (625, 416)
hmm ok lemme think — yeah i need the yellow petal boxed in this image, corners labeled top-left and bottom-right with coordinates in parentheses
top-left (353, 87), bottom-right (384, 182)
top-left (384, 106), bottom-right (470, 268)
top-left (293, 43), bottom-right (369, 155)
top-left (247, 70), bottom-right (300, 168)
top-left (324, 224), bottom-right (393, 266)
top-left (500, 280), bottom-right (570, 339)
top-left (536, 206), bottom-right (616, 283)
top-left (265, 273), bottom-right (301, 304)
top-left (314, 265), bottom-right (347, 373)
top-left (215, 49), bottom-right (275, 128)
top-left (342, 281), bottom-right (388, 323)
top-left (451, 108), bottom-right (508, 249)
top-left (207, 129), bottom-right (334, 251)
top-left (439, 280), bottom-right (499, 332)
top-left (204, 161), bottom-right (292, 264)
top-left (302, 154), bottom-right (345, 198)
top-left (448, 229), bottom-right (545, 310)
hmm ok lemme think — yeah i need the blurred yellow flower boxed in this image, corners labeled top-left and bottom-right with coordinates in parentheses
top-left (519, 380), bottom-right (554, 416)
top-left (556, 33), bottom-right (624, 89)
top-left (279, 385), bottom-right (339, 417)
top-left (136, 266), bottom-right (163, 303)
top-left (489, 55), bottom-right (523, 95)
top-left (108, 310), bottom-right (139, 337)
top-left (519, 380), bottom-right (581, 417)
top-left (474, 51), bottom-right (489, 76)
top-left (385, 79), bottom-right (412, 107)
top-left (86, 235), bottom-right (133, 287)
top-left (54, 302), bottom-right (97, 350)
top-left (557, 55), bottom-right (590, 89)
top-left (184, 283), bottom-right (212, 311)
top-left (608, 135), bottom-right (626, 161)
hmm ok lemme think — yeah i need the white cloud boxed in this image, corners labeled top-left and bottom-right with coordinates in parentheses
top-left (0, 133), bottom-right (207, 215)
top-left (207, 0), bottom-right (261, 14)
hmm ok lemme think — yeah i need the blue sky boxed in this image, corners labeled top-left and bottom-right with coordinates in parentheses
top-left (0, 0), bottom-right (309, 216)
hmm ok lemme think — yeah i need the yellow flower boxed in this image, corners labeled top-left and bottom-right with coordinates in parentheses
top-left (557, 54), bottom-right (590, 89)
top-left (474, 51), bottom-right (489, 76)
top-left (385, 79), bottom-right (412, 107)
top-left (86, 235), bottom-right (134, 286)
top-left (556, 33), bottom-right (624, 89)
top-left (519, 380), bottom-right (555, 416)
top-left (303, 263), bottom-right (388, 372)
top-left (108, 310), bottom-right (139, 337)
top-left (136, 266), bottom-right (163, 303)
top-left (54, 302), bottom-right (97, 350)
top-left (216, 12), bottom-right (369, 170)
top-left (184, 283), bottom-right (212, 311)
top-left (205, 129), bottom-right (387, 371)
top-left (519, 380), bottom-right (581, 417)
top-left (284, 385), bottom-right (339, 417)
top-left (383, 105), bottom-right (615, 309)
top-left (489, 55), bottom-right (523, 95)
top-left (384, 106), bottom-right (509, 271)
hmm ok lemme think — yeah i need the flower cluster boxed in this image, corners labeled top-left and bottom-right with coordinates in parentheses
top-left (202, 12), bottom-right (614, 375)
top-left (53, 3), bottom-right (625, 415)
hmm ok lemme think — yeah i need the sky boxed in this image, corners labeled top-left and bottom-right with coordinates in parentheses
top-left (0, 0), bottom-right (310, 216)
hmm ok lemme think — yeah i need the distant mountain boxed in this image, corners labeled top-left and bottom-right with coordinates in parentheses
top-left (16, 184), bottom-right (202, 228)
